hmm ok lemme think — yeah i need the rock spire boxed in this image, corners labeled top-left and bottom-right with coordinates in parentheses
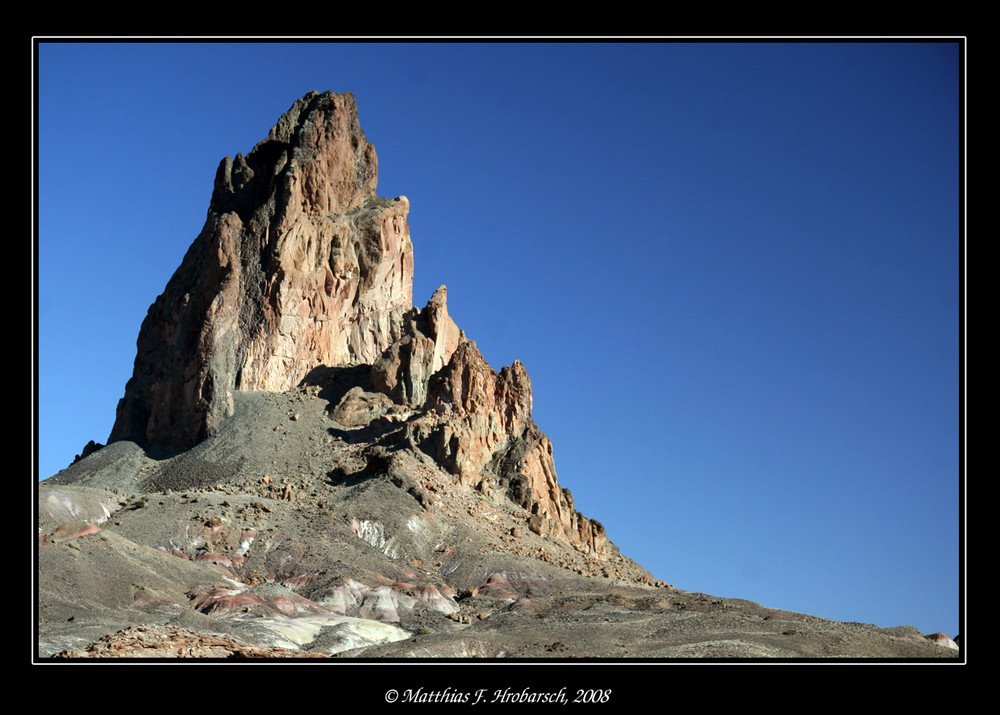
top-left (107, 90), bottom-right (609, 556)
top-left (110, 91), bottom-right (413, 450)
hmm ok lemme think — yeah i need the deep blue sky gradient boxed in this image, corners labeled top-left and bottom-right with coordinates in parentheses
top-left (35, 41), bottom-right (963, 638)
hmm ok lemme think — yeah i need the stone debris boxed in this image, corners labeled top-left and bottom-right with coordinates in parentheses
top-left (52, 625), bottom-right (323, 658)
top-left (926, 632), bottom-right (960, 650)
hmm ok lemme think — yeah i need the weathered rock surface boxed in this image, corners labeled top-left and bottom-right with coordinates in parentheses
top-left (109, 91), bottom-right (413, 451)
top-left (38, 485), bottom-right (117, 533)
top-left (393, 337), bottom-right (610, 556)
top-left (371, 284), bottom-right (461, 408)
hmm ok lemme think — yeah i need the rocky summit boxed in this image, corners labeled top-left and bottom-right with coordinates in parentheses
top-left (37, 91), bottom-right (958, 662)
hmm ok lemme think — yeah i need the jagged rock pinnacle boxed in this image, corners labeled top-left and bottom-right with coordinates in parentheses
top-left (110, 91), bottom-right (414, 450)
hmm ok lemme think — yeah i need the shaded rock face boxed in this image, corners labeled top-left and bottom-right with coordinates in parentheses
top-left (109, 91), bottom-right (413, 451)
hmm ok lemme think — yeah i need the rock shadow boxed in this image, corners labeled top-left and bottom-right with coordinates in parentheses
top-left (325, 450), bottom-right (392, 487)
top-left (299, 364), bottom-right (374, 405)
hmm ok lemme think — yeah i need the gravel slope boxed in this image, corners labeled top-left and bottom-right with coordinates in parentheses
top-left (38, 381), bottom-right (958, 661)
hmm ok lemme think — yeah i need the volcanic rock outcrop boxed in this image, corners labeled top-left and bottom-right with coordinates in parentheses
top-left (105, 90), bottom-right (607, 559)
top-left (109, 91), bottom-right (413, 451)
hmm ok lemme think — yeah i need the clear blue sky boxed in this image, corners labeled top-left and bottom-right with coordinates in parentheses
top-left (35, 40), bottom-right (963, 639)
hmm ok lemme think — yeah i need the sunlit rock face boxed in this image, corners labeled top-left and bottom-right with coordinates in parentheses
top-left (109, 91), bottom-right (413, 451)
top-left (371, 285), bottom-right (461, 408)
top-left (383, 335), bottom-right (609, 557)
